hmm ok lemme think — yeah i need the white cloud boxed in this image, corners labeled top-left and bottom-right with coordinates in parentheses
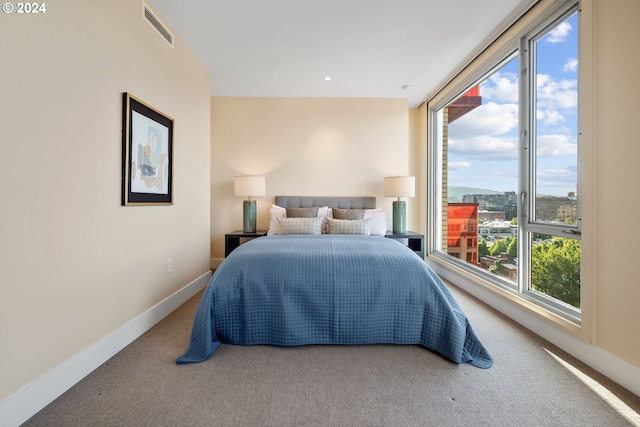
top-left (536, 73), bottom-right (577, 110)
top-left (450, 101), bottom-right (518, 137)
top-left (563, 58), bottom-right (578, 72)
top-left (444, 67), bottom-right (576, 163)
top-left (447, 99), bottom-right (518, 161)
top-left (448, 130), bottom-right (575, 162)
top-left (536, 165), bottom-right (577, 191)
top-left (546, 21), bottom-right (572, 43)
top-left (448, 161), bottom-right (471, 171)
top-left (481, 71), bottom-right (518, 103)
top-left (536, 134), bottom-right (577, 156)
top-left (537, 167), bottom-right (575, 181)
top-left (448, 134), bottom-right (519, 160)
top-left (537, 109), bottom-right (564, 125)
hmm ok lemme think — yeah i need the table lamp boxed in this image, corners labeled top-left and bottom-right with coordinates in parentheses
top-left (234, 176), bottom-right (266, 233)
top-left (383, 176), bottom-right (415, 234)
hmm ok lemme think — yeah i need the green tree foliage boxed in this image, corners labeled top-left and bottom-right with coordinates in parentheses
top-left (489, 237), bottom-right (515, 257)
top-left (530, 238), bottom-right (581, 308)
top-left (488, 239), bottom-right (504, 256)
top-left (488, 259), bottom-right (505, 275)
top-left (478, 239), bottom-right (489, 258)
top-left (506, 238), bottom-right (518, 258)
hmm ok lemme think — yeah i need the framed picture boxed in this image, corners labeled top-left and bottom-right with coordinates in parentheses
top-left (122, 93), bottom-right (174, 205)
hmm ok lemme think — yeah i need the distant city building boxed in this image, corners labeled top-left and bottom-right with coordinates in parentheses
top-left (462, 192), bottom-right (517, 220)
top-left (478, 220), bottom-right (517, 241)
top-left (478, 210), bottom-right (505, 222)
top-left (535, 194), bottom-right (578, 223)
top-left (462, 192), bottom-right (578, 223)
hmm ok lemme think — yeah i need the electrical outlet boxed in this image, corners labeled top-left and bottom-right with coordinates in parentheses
top-left (167, 258), bottom-right (173, 274)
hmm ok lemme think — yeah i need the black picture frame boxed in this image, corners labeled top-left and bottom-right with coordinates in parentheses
top-left (122, 93), bottom-right (174, 206)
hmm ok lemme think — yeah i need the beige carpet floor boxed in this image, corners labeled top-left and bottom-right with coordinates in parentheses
top-left (23, 283), bottom-right (640, 426)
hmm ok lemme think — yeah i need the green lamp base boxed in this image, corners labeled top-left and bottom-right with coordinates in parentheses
top-left (243, 200), bottom-right (257, 233)
top-left (392, 200), bottom-right (407, 234)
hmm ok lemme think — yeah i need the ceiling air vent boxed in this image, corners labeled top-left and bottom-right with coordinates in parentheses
top-left (142, 2), bottom-right (174, 48)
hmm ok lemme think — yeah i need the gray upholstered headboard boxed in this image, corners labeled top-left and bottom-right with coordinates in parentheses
top-left (275, 196), bottom-right (376, 210)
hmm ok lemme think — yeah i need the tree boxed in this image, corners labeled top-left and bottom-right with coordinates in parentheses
top-left (530, 238), bottom-right (581, 308)
top-left (488, 259), bottom-right (505, 275)
top-left (488, 238), bottom-right (505, 256)
top-left (489, 237), bottom-right (516, 257)
top-left (506, 238), bottom-right (518, 258)
top-left (478, 239), bottom-right (489, 258)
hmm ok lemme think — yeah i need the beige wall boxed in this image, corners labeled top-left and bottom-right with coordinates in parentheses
top-left (210, 97), bottom-right (411, 260)
top-left (409, 104), bottom-right (427, 234)
top-left (0, 1), bottom-right (211, 401)
top-left (591, 0), bottom-right (640, 367)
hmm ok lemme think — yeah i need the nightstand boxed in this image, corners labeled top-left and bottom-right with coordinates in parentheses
top-left (385, 231), bottom-right (424, 259)
top-left (225, 230), bottom-right (267, 257)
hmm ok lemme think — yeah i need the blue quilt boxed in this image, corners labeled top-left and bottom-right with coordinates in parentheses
top-left (177, 235), bottom-right (493, 368)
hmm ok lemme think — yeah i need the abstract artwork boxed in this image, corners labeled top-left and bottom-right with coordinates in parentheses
top-left (122, 93), bottom-right (174, 205)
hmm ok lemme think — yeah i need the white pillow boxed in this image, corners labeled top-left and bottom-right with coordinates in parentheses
top-left (268, 205), bottom-right (331, 235)
top-left (276, 217), bottom-right (323, 235)
top-left (364, 209), bottom-right (387, 236)
top-left (267, 204), bottom-right (287, 235)
top-left (317, 206), bottom-right (331, 234)
top-left (327, 218), bottom-right (371, 235)
top-left (317, 206), bottom-right (330, 218)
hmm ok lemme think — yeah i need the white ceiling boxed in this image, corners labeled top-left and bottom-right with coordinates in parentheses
top-left (147, 0), bottom-right (534, 107)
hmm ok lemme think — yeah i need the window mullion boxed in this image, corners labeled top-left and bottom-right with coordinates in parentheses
top-left (518, 35), bottom-right (532, 296)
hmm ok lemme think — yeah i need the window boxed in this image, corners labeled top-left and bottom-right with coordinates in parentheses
top-left (430, 1), bottom-right (580, 322)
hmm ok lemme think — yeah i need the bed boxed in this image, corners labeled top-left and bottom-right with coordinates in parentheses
top-left (177, 196), bottom-right (493, 368)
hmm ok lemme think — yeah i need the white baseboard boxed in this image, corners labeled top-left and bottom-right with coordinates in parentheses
top-left (430, 262), bottom-right (640, 398)
top-left (0, 271), bottom-right (211, 427)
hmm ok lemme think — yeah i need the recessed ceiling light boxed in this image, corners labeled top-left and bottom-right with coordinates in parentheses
top-left (402, 85), bottom-right (412, 91)
top-left (324, 76), bottom-right (331, 81)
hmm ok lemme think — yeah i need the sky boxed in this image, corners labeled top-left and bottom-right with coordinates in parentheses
top-left (446, 12), bottom-right (578, 198)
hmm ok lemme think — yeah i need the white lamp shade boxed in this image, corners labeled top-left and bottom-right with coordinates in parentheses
top-left (234, 176), bottom-right (266, 197)
top-left (383, 176), bottom-right (415, 198)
